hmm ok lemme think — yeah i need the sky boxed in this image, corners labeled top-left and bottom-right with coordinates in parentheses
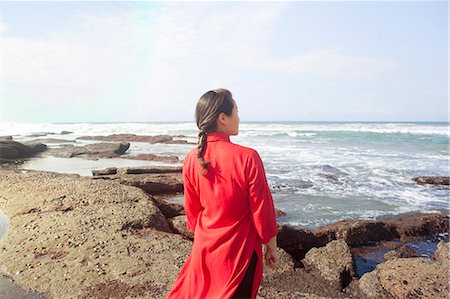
top-left (0, 1), bottom-right (448, 123)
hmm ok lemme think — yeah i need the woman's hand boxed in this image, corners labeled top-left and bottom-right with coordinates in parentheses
top-left (264, 235), bottom-right (278, 268)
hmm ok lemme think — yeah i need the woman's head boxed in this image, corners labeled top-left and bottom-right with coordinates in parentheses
top-left (195, 88), bottom-right (239, 172)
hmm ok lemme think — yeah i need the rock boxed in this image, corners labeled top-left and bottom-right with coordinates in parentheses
top-left (77, 134), bottom-right (179, 144)
top-left (0, 141), bottom-right (46, 159)
top-left (92, 167), bottom-right (118, 176)
top-left (433, 241), bottom-right (449, 265)
top-left (122, 154), bottom-right (179, 163)
top-left (275, 209), bottom-right (286, 217)
top-left (60, 131), bottom-right (73, 135)
top-left (22, 141), bottom-right (47, 153)
top-left (116, 166), bottom-right (182, 175)
top-left (28, 138), bottom-right (76, 144)
top-left (91, 166), bottom-right (183, 195)
top-left (0, 136), bottom-right (13, 141)
top-left (313, 213), bottom-right (449, 246)
top-left (384, 245), bottom-right (418, 261)
top-left (46, 142), bottom-right (130, 159)
top-left (276, 223), bottom-right (321, 261)
top-left (358, 258), bottom-right (448, 299)
top-left (154, 201), bottom-right (185, 219)
top-left (413, 176), bottom-right (449, 185)
top-left (388, 213), bottom-right (449, 241)
top-left (0, 169), bottom-right (191, 298)
top-left (314, 219), bottom-right (398, 247)
top-left (303, 240), bottom-right (355, 290)
top-left (168, 215), bottom-right (194, 240)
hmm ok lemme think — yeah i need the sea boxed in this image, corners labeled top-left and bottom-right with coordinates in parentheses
top-left (2, 121), bottom-right (449, 229)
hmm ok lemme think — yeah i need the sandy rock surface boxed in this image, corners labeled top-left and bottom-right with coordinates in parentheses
top-left (0, 169), bottom-right (191, 298)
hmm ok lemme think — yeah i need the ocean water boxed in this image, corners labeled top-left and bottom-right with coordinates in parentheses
top-left (2, 121), bottom-right (449, 229)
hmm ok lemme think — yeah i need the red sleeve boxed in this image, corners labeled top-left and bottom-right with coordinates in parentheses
top-left (246, 150), bottom-right (278, 244)
top-left (183, 157), bottom-right (202, 232)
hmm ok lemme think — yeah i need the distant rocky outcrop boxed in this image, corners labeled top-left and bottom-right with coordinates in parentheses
top-left (413, 176), bottom-right (449, 185)
top-left (122, 153), bottom-right (180, 163)
top-left (77, 134), bottom-right (193, 144)
top-left (46, 142), bottom-right (130, 159)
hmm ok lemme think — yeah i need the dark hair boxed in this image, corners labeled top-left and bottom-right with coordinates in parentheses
top-left (195, 88), bottom-right (235, 174)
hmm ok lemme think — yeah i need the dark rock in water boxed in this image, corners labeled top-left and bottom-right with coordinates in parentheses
top-left (413, 176), bottom-right (449, 185)
top-left (275, 209), bottom-right (286, 217)
top-left (77, 134), bottom-right (188, 144)
top-left (22, 141), bottom-right (47, 153)
top-left (154, 200), bottom-right (185, 219)
top-left (27, 132), bottom-right (50, 137)
top-left (117, 166), bottom-right (182, 175)
top-left (320, 165), bottom-right (349, 176)
top-left (303, 240), bottom-right (355, 290)
top-left (389, 213), bottom-right (449, 241)
top-left (60, 131), bottom-right (73, 135)
top-left (0, 141), bottom-right (46, 159)
top-left (0, 136), bottom-right (13, 141)
top-left (122, 153), bottom-right (179, 163)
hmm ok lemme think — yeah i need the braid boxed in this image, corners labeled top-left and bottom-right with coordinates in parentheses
top-left (197, 130), bottom-right (210, 174)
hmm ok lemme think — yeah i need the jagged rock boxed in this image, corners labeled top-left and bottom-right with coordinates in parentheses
top-left (413, 176), bottom-right (449, 185)
top-left (116, 166), bottom-right (182, 175)
top-left (154, 201), bottom-right (185, 219)
top-left (388, 213), bottom-right (449, 241)
top-left (92, 167), bottom-right (118, 176)
top-left (303, 240), bottom-right (355, 290)
top-left (314, 220), bottom-right (397, 247)
top-left (276, 223), bottom-right (321, 261)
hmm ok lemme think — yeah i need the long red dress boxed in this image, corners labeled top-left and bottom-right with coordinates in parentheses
top-left (167, 132), bottom-right (278, 299)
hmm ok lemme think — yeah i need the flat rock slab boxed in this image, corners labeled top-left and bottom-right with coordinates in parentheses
top-left (0, 169), bottom-right (191, 298)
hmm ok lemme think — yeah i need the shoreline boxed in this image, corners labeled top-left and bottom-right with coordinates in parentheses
top-left (0, 167), bottom-right (448, 298)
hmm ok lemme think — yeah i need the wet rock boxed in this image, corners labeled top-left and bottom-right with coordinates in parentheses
top-left (413, 176), bottom-right (449, 185)
top-left (276, 223), bottom-right (321, 261)
top-left (388, 213), bottom-right (449, 241)
top-left (60, 131), bottom-right (73, 135)
top-left (303, 240), bottom-right (355, 290)
top-left (383, 245), bottom-right (418, 261)
top-left (358, 258), bottom-right (448, 299)
top-left (0, 136), bottom-right (13, 141)
top-left (117, 166), bottom-right (182, 175)
top-left (122, 153), bottom-right (179, 163)
top-left (275, 209), bottom-right (286, 217)
top-left (314, 220), bottom-right (398, 247)
top-left (92, 167), bottom-right (118, 176)
top-left (28, 138), bottom-right (76, 144)
top-left (154, 201), bottom-right (185, 219)
top-left (433, 241), bottom-right (449, 265)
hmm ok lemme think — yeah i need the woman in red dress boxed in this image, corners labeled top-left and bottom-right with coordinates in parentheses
top-left (167, 89), bottom-right (279, 299)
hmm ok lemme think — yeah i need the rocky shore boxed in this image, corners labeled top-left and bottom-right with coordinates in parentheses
top-left (0, 166), bottom-right (448, 299)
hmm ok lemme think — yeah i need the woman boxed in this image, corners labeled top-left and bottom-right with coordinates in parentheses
top-left (167, 89), bottom-right (279, 299)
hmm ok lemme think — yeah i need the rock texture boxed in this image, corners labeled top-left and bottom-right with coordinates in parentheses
top-left (357, 258), bottom-right (448, 298)
top-left (0, 169), bottom-right (191, 298)
top-left (122, 153), bottom-right (179, 163)
top-left (46, 142), bottom-right (130, 159)
top-left (303, 240), bottom-right (355, 290)
top-left (91, 166), bottom-right (183, 195)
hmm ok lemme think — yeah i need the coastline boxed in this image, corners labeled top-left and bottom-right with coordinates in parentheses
top-left (0, 167), bottom-right (448, 298)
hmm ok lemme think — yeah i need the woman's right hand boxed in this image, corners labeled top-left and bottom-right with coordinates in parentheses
top-left (264, 235), bottom-right (279, 268)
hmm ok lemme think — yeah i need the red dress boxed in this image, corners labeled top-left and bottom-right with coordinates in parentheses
top-left (167, 132), bottom-right (278, 299)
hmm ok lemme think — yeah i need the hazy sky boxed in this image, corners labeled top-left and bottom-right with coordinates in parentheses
top-left (1, 1), bottom-right (448, 123)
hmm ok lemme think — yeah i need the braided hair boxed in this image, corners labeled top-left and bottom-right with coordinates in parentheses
top-left (195, 88), bottom-right (235, 174)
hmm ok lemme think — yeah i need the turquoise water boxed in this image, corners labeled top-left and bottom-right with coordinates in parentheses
top-left (4, 121), bottom-right (449, 228)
